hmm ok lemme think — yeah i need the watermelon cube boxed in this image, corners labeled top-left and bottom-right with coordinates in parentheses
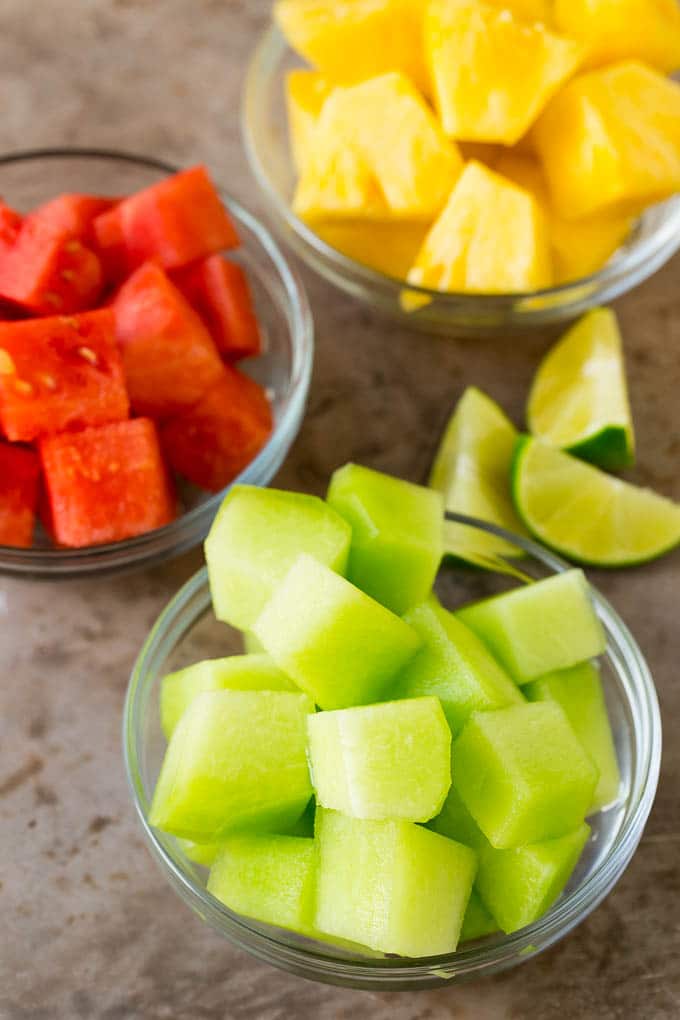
top-left (460, 889), bottom-right (499, 943)
top-left (307, 697), bottom-right (451, 821)
top-left (208, 834), bottom-right (317, 936)
top-left (327, 463), bottom-right (444, 615)
top-left (456, 569), bottom-right (607, 683)
top-left (0, 216), bottom-right (103, 315)
top-left (253, 554), bottom-right (422, 710)
top-left (314, 808), bottom-right (477, 956)
top-left (205, 485), bottom-right (352, 631)
top-left (453, 702), bottom-right (598, 848)
top-left (0, 310), bottom-right (129, 442)
top-left (392, 599), bottom-right (523, 736)
top-left (160, 653), bottom-right (299, 739)
top-left (477, 823), bottom-right (591, 934)
top-left (524, 661), bottom-right (621, 811)
top-left (0, 441), bottom-right (40, 548)
top-left (40, 418), bottom-right (176, 547)
top-left (113, 261), bottom-right (224, 418)
top-left (174, 255), bottom-right (262, 361)
top-left (29, 193), bottom-right (117, 246)
top-left (149, 689), bottom-right (313, 841)
top-left (159, 366), bottom-right (272, 492)
top-left (93, 165), bottom-right (239, 278)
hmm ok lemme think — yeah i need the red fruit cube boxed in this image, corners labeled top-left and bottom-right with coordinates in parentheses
top-left (0, 441), bottom-right (40, 548)
top-left (113, 261), bottom-right (224, 418)
top-left (40, 418), bottom-right (176, 548)
top-left (0, 217), bottom-right (103, 315)
top-left (29, 193), bottom-right (117, 247)
top-left (93, 165), bottom-right (239, 279)
top-left (0, 202), bottom-right (21, 251)
top-left (0, 309), bottom-right (129, 442)
top-left (160, 366), bottom-right (272, 492)
top-left (174, 255), bottom-right (262, 361)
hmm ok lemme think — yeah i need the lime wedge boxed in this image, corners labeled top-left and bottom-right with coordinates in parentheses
top-left (527, 308), bottom-right (635, 471)
top-left (430, 387), bottom-right (528, 564)
top-left (512, 436), bottom-right (680, 566)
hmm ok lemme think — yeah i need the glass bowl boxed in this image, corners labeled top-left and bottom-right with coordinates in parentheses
top-left (243, 24), bottom-right (680, 335)
top-left (123, 515), bottom-right (661, 991)
top-left (0, 148), bottom-right (313, 579)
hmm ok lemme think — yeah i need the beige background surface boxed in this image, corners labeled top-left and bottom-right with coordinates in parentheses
top-left (1, 2), bottom-right (679, 1017)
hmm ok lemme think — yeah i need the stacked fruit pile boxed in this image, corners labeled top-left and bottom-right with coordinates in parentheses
top-left (277, 0), bottom-right (680, 292)
top-left (0, 167), bottom-right (270, 549)
top-left (149, 464), bottom-right (619, 957)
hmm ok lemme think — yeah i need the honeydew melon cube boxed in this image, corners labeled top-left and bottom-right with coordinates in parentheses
top-left (460, 889), bottom-right (499, 943)
top-left (392, 600), bottom-right (523, 736)
top-left (160, 654), bottom-right (298, 739)
top-left (178, 838), bottom-right (223, 867)
top-left (149, 690), bottom-right (313, 841)
top-left (456, 569), bottom-right (606, 683)
top-left (524, 661), bottom-right (620, 811)
top-left (315, 808), bottom-right (477, 956)
top-left (253, 554), bottom-right (422, 710)
top-left (205, 486), bottom-right (352, 631)
top-left (429, 782), bottom-right (487, 850)
top-left (477, 823), bottom-right (591, 933)
top-left (307, 697), bottom-right (451, 821)
top-left (326, 463), bottom-right (444, 615)
top-left (453, 702), bottom-right (598, 848)
top-left (207, 834), bottom-right (317, 936)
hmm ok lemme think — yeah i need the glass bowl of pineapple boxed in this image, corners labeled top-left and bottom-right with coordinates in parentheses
top-left (124, 512), bottom-right (661, 990)
top-left (243, 12), bottom-right (680, 335)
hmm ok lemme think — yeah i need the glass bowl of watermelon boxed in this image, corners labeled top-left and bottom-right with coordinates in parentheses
top-left (0, 148), bottom-right (313, 577)
top-left (124, 503), bottom-right (661, 991)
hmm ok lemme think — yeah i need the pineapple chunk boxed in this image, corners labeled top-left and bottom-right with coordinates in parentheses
top-left (407, 160), bottom-right (553, 294)
top-left (534, 61), bottom-right (680, 219)
top-left (315, 221), bottom-right (431, 280)
top-left (286, 70), bottom-right (334, 174)
top-left (425, 0), bottom-right (584, 145)
top-left (294, 72), bottom-right (462, 223)
top-left (486, 0), bottom-right (553, 22)
top-left (274, 0), bottom-right (429, 94)
top-left (554, 0), bottom-right (680, 74)
top-left (495, 151), bottom-right (632, 283)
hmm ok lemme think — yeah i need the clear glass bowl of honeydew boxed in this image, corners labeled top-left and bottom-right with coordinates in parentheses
top-left (124, 468), bottom-right (660, 991)
top-left (242, 15), bottom-right (680, 335)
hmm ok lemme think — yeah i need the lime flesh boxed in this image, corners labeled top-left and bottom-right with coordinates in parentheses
top-left (512, 436), bottom-right (680, 566)
top-left (527, 308), bottom-right (635, 471)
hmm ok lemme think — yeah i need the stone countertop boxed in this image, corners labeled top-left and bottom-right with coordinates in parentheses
top-left (0, 2), bottom-right (678, 1018)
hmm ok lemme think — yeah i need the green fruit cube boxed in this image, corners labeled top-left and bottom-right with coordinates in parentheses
top-left (392, 599), bottom-right (523, 736)
top-left (160, 654), bottom-right (298, 739)
top-left (178, 838), bottom-right (223, 867)
top-left (524, 661), bottom-right (621, 811)
top-left (208, 834), bottom-right (317, 936)
top-left (205, 485), bottom-right (352, 630)
top-left (253, 554), bottom-right (422, 710)
top-left (315, 808), bottom-right (477, 957)
top-left (429, 783), bottom-right (486, 850)
top-left (460, 889), bottom-right (499, 943)
top-left (326, 463), bottom-right (444, 615)
top-left (307, 697), bottom-right (451, 822)
top-left (149, 690), bottom-right (313, 841)
top-left (477, 823), bottom-right (591, 934)
top-left (456, 569), bottom-right (606, 682)
top-left (453, 702), bottom-right (599, 848)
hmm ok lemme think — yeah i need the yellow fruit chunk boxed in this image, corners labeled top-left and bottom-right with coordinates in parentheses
top-left (315, 222), bottom-right (430, 280)
top-left (407, 161), bottom-right (553, 294)
top-left (274, 0), bottom-right (429, 94)
top-left (534, 61), bottom-right (680, 219)
top-left (286, 70), bottom-right (334, 173)
top-left (495, 152), bottom-right (632, 282)
top-left (294, 73), bottom-right (462, 223)
top-left (486, 0), bottom-right (553, 21)
top-left (425, 0), bottom-right (584, 145)
top-left (554, 0), bottom-right (680, 74)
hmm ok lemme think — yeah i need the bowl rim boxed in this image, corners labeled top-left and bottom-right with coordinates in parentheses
top-left (0, 146), bottom-right (314, 575)
top-left (123, 512), bottom-right (662, 988)
top-left (242, 23), bottom-right (680, 306)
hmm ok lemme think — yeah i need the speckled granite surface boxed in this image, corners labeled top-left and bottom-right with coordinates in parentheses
top-left (1, 3), bottom-right (679, 1017)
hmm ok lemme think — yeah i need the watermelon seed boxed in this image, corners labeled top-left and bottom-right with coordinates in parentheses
top-left (77, 346), bottom-right (98, 366)
top-left (13, 378), bottom-right (34, 396)
top-left (37, 372), bottom-right (58, 392)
